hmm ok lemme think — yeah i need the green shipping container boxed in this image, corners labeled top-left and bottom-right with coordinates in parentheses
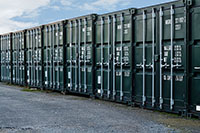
top-left (26, 27), bottom-right (43, 88)
top-left (12, 31), bottom-right (26, 85)
top-left (134, 0), bottom-right (189, 113)
top-left (188, 0), bottom-right (200, 117)
top-left (65, 14), bottom-right (96, 95)
top-left (43, 21), bottom-right (65, 91)
top-left (95, 9), bottom-right (134, 103)
top-left (0, 33), bottom-right (12, 83)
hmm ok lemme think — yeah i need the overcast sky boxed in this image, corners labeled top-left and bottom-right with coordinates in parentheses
top-left (0, 0), bottom-right (175, 34)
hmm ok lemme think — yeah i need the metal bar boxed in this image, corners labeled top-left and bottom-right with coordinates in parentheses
top-left (27, 34), bottom-right (29, 83)
top-left (170, 5), bottom-right (174, 110)
top-left (75, 21), bottom-right (78, 91)
top-left (57, 24), bottom-right (60, 89)
top-left (19, 33), bottom-right (21, 83)
top-left (152, 8), bottom-right (156, 107)
top-left (113, 15), bottom-right (116, 100)
top-left (100, 17), bottom-right (104, 97)
top-left (36, 29), bottom-right (39, 86)
top-left (70, 21), bottom-right (73, 90)
top-left (120, 13), bottom-right (124, 101)
top-left (159, 7), bottom-right (163, 109)
top-left (33, 30), bottom-right (36, 86)
top-left (142, 11), bottom-right (146, 106)
top-left (31, 30), bottom-right (34, 85)
top-left (78, 19), bottom-right (81, 92)
top-left (107, 16), bottom-right (111, 98)
top-left (13, 34), bottom-right (15, 82)
top-left (50, 26), bottom-right (53, 88)
top-left (17, 34), bottom-right (19, 83)
top-left (46, 27), bottom-right (49, 87)
top-left (84, 18), bottom-right (87, 93)
top-left (52, 26), bottom-right (55, 88)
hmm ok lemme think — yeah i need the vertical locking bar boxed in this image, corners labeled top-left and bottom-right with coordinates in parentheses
top-left (120, 13), bottom-right (124, 101)
top-left (107, 16), bottom-right (111, 98)
top-left (142, 11), bottom-right (146, 106)
top-left (45, 27), bottom-right (50, 87)
top-left (46, 27), bottom-right (49, 87)
top-left (75, 21), bottom-right (78, 91)
top-left (84, 18), bottom-right (87, 93)
top-left (33, 30), bottom-right (36, 86)
top-left (152, 8), bottom-right (156, 107)
top-left (113, 15), bottom-right (116, 100)
top-left (170, 5), bottom-right (175, 110)
top-left (13, 34), bottom-right (15, 82)
top-left (159, 7), bottom-right (164, 109)
top-left (70, 21), bottom-right (73, 90)
top-left (17, 34), bottom-right (19, 83)
top-left (28, 32), bottom-right (31, 85)
top-left (78, 19), bottom-right (81, 92)
top-left (31, 30), bottom-right (34, 86)
top-left (57, 24), bottom-right (60, 89)
top-left (50, 26), bottom-right (53, 88)
top-left (36, 29), bottom-right (39, 86)
top-left (100, 17), bottom-right (104, 97)
top-left (19, 33), bottom-right (21, 83)
top-left (53, 26), bottom-right (56, 88)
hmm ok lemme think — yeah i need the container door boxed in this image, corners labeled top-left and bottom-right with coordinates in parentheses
top-left (134, 9), bottom-right (156, 107)
top-left (95, 17), bottom-right (112, 99)
top-left (158, 6), bottom-right (186, 111)
top-left (190, 6), bottom-right (200, 113)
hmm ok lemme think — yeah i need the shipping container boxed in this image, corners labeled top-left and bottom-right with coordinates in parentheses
top-left (133, 0), bottom-right (191, 114)
top-left (188, 0), bottom-right (200, 117)
top-left (0, 33), bottom-right (12, 83)
top-left (0, 0), bottom-right (199, 118)
top-left (43, 21), bottom-right (66, 91)
top-left (26, 26), bottom-right (43, 88)
top-left (65, 14), bottom-right (96, 96)
top-left (12, 31), bottom-right (26, 85)
top-left (95, 9), bottom-right (135, 103)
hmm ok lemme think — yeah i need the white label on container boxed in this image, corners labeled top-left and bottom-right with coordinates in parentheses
top-left (68, 83), bottom-right (71, 87)
top-left (68, 72), bottom-right (71, 79)
top-left (124, 29), bottom-right (128, 34)
top-left (117, 25), bottom-right (122, 30)
top-left (164, 52), bottom-right (169, 57)
top-left (165, 19), bottom-right (171, 25)
top-left (27, 71), bottom-right (29, 76)
top-left (124, 23), bottom-right (130, 29)
top-left (45, 81), bottom-right (48, 85)
top-left (175, 24), bottom-right (182, 30)
top-left (98, 76), bottom-right (101, 84)
top-left (45, 71), bottom-right (47, 77)
top-left (98, 89), bottom-right (101, 94)
top-left (87, 27), bottom-right (92, 31)
top-left (196, 105), bottom-right (200, 111)
top-left (194, 67), bottom-right (200, 70)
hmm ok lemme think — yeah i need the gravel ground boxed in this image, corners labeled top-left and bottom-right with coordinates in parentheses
top-left (0, 83), bottom-right (199, 133)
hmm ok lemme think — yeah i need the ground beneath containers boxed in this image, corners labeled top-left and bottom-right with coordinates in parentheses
top-left (0, 83), bottom-right (199, 133)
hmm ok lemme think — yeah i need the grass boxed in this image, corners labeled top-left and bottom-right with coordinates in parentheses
top-left (21, 88), bottom-right (42, 92)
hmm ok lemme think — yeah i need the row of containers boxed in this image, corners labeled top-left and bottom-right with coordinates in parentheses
top-left (0, 0), bottom-right (200, 118)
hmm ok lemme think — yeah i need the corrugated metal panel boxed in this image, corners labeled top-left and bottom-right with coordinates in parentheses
top-left (65, 14), bottom-right (96, 95)
top-left (12, 31), bottom-right (26, 85)
top-left (134, 1), bottom-right (188, 113)
top-left (43, 21), bottom-right (65, 91)
top-left (0, 33), bottom-right (12, 83)
top-left (26, 27), bottom-right (43, 88)
top-left (95, 9), bottom-right (134, 103)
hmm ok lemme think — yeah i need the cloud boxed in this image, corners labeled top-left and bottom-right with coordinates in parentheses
top-left (0, 0), bottom-right (50, 34)
top-left (60, 0), bottom-right (73, 6)
top-left (80, 0), bottom-right (132, 12)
